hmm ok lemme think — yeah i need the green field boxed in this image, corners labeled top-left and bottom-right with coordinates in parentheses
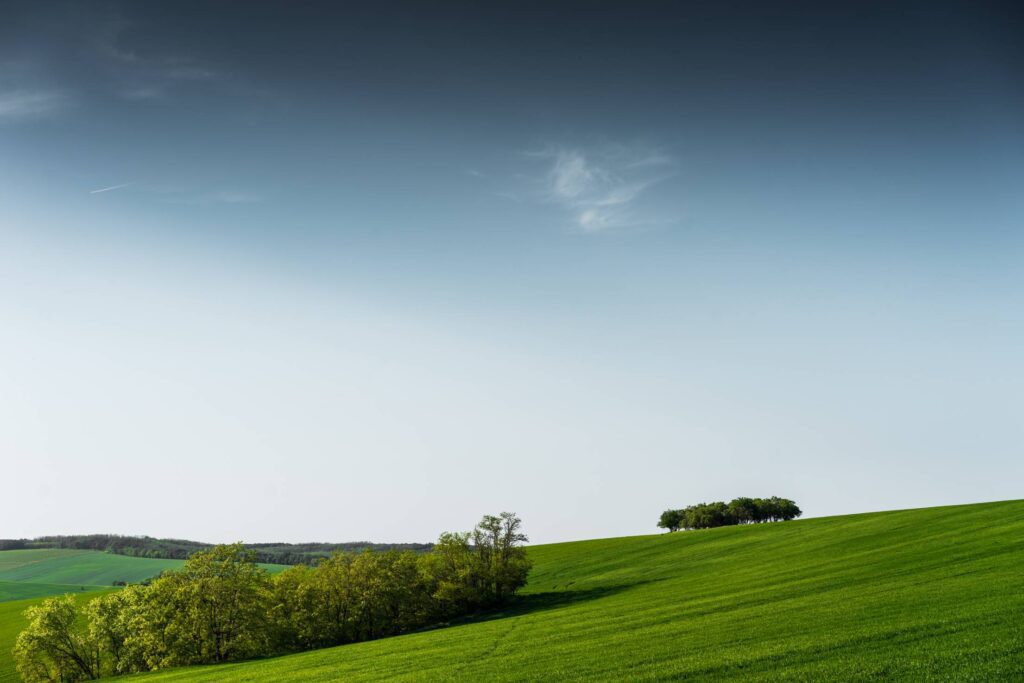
top-left (0, 581), bottom-right (100, 603)
top-left (131, 500), bottom-right (1024, 682)
top-left (0, 550), bottom-right (184, 590)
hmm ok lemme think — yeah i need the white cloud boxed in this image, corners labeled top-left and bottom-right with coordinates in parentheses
top-left (533, 145), bottom-right (675, 233)
top-left (90, 183), bottom-right (132, 194)
top-left (0, 90), bottom-right (68, 120)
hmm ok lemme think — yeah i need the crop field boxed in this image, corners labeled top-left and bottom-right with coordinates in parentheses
top-left (0, 550), bottom-right (184, 590)
top-left (0, 581), bottom-right (100, 603)
top-left (133, 500), bottom-right (1024, 682)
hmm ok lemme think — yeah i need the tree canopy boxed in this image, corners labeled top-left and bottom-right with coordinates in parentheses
top-left (658, 497), bottom-right (802, 532)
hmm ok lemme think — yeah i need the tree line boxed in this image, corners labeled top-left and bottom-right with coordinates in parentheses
top-left (0, 535), bottom-right (432, 564)
top-left (14, 513), bottom-right (530, 682)
top-left (658, 497), bottom-right (801, 532)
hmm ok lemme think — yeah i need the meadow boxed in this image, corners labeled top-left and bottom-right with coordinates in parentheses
top-left (131, 500), bottom-right (1024, 682)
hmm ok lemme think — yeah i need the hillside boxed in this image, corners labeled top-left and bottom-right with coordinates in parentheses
top-left (0, 550), bottom-right (288, 600)
top-left (0, 537), bottom-right (432, 566)
top-left (0, 550), bottom-right (184, 590)
top-left (133, 500), bottom-right (1024, 682)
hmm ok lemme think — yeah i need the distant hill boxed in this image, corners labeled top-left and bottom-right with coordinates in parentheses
top-left (0, 549), bottom-right (184, 588)
top-left (133, 500), bottom-right (1023, 682)
top-left (0, 535), bottom-right (432, 565)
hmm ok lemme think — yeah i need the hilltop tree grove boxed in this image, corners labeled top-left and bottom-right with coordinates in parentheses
top-left (657, 497), bottom-right (802, 532)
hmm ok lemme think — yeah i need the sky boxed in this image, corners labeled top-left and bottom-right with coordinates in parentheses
top-left (1, 0), bottom-right (1022, 545)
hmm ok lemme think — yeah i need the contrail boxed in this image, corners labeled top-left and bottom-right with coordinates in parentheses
top-left (90, 183), bottom-right (132, 194)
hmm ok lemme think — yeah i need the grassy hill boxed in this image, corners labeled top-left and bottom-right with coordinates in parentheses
top-left (0, 550), bottom-right (288, 600)
top-left (0, 550), bottom-right (184, 590)
top-left (132, 500), bottom-right (1024, 682)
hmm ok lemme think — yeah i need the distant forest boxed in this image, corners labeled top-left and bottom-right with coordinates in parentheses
top-left (0, 535), bottom-right (432, 565)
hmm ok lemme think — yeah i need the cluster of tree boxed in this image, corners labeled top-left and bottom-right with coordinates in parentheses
top-left (0, 535), bottom-right (431, 565)
top-left (14, 513), bottom-right (530, 682)
top-left (658, 497), bottom-right (802, 532)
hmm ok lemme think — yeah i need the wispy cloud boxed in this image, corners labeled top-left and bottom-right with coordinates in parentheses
top-left (95, 17), bottom-right (227, 102)
top-left (529, 144), bottom-right (676, 233)
top-left (90, 182), bottom-right (132, 194)
top-left (0, 89), bottom-right (69, 120)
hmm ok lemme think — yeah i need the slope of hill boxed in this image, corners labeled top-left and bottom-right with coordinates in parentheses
top-left (0, 550), bottom-right (287, 600)
top-left (135, 500), bottom-right (1024, 682)
top-left (0, 550), bottom-right (184, 589)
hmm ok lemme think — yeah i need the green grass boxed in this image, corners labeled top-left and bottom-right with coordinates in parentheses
top-left (0, 590), bottom-right (114, 683)
top-left (0, 581), bottom-right (101, 603)
top-left (0, 550), bottom-right (184, 589)
top-left (133, 500), bottom-right (1024, 682)
top-left (0, 551), bottom-right (287, 598)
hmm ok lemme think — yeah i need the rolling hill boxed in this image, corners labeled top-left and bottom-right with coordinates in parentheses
top-left (133, 500), bottom-right (1024, 682)
top-left (0, 550), bottom-right (184, 590)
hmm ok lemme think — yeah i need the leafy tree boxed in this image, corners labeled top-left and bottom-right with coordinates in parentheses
top-left (418, 532), bottom-right (480, 616)
top-left (135, 543), bottom-right (273, 668)
top-left (727, 497), bottom-right (758, 524)
top-left (657, 509), bottom-right (685, 532)
top-left (471, 512), bottom-right (532, 605)
top-left (659, 497), bottom-right (802, 530)
top-left (270, 561), bottom-right (350, 651)
top-left (14, 595), bottom-right (100, 682)
top-left (84, 587), bottom-right (149, 676)
top-left (772, 497), bottom-right (802, 521)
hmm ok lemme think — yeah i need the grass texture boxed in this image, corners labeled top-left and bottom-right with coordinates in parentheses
top-left (132, 500), bottom-right (1024, 682)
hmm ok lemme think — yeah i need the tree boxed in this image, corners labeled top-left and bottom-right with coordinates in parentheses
top-left (657, 509), bottom-right (684, 532)
top-left (135, 543), bottom-right (273, 668)
top-left (727, 497), bottom-right (758, 525)
top-left (84, 587), bottom-right (149, 676)
top-left (14, 595), bottom-right (100, 682)
top-left (660, 497), bottom-right (802, 531)
top-left (471, 512), bottom-right (532, 605)
top-left (773, 497), bottom-right (802, 521)
top-left (14, 514), bottom-right (536, 681)
top-left (420, 531), bottom-right (482, 616)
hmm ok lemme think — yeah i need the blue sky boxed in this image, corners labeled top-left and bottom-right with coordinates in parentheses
top-left (1, 0), bottom-right (1022, 543)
